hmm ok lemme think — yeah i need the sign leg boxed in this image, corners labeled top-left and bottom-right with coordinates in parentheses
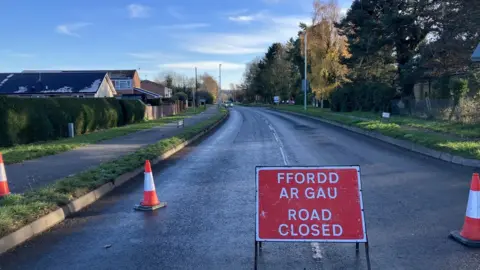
top-left (355, 243), bottom-right (359, 254)
top-left (365, 242), bottom-right (372, 270)
top-left (259, 241), bottom-right (263, 250)
top-left (254, 241), bottom-right (258, 270)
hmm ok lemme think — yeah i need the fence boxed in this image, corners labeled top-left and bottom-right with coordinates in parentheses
top-left (391, 97), bottom-right (480, 123)
top-left (144, 101), bottom-right (186, 120)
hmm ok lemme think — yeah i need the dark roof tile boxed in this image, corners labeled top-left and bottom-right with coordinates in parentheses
top-left (0, 72), bottom-right (108, 95)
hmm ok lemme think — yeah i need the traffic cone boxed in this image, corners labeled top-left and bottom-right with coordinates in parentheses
top-left (450, 173), bottom-right (480, 247)
top-left (134, 160), bottom-right (167, 211)
top-left (0, 153), bottom-right (10, 197)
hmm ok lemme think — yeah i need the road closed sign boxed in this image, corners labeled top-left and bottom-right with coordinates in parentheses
top-left (256, 166), bottom-right (366, 242)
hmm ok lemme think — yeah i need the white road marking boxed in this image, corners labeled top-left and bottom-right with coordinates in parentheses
top-left (279, 147), bottom-right (288, 166)
top-left (311, 242), bottom-right (323, 259)
top-left (263, 115), bottom-right (322, 259)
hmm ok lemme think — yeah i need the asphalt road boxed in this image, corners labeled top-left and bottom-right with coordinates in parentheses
top-left (5, 106), bottom-right (219, 193)
top-left (2, 106), bottom-right (480, 270)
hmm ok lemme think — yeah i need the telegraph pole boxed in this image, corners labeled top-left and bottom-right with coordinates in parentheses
top-left (194, 67), bottom-right (197, 112)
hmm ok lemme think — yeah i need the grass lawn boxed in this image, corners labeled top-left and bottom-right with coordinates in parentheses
top-left (0, 108), bottom-right (227, 238)
top-left (272, 105), bottom-right (480, 160)
top-left (239, 103), bottom-right (271, 107)
top-left (0, 106), bottom-right (206, 165)
top-left (327, 110), bottom-right (480, 139)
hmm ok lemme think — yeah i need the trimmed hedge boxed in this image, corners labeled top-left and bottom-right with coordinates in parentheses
top-left (330, 82), bottom-right (396, 112)
top-left (0, 97), bottom-right (146, 147)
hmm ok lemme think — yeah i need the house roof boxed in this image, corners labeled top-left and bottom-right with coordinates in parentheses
top-left (133, 87), bottom-right (162, 98)
top-left (472, 43), bottom-right (480, 62)
top-left (141, 80), bottom-right (169, 95)
top-left (0, 72), bottom-right (109, 95)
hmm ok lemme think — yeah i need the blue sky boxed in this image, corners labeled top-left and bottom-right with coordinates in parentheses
top-left (0, 0), bottom-right (352, 88)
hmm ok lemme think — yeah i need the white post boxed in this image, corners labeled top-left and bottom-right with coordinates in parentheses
top-left (68, 123), bottom-right (74, 138)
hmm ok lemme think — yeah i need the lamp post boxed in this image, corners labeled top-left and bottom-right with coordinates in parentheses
top-left (219, 63), bottom-right (222, 106)
top-left (304, 30), bottom-right (308, 111)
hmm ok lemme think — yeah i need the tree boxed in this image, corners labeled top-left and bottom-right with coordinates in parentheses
top-left (381, 0), bottom-right (438, 98)
top-left (305, 0), bottom-right (350, 107)
top-left (415, 1), bottom-right (479, 78)
top-left (337, 0), bottom-right (396, 84)
top-left (199, 73), bottom-right (219, 102)
top-left (242, 58), bottom-right (265, 102)
top-left (449, 78), bottom-right (469, 120)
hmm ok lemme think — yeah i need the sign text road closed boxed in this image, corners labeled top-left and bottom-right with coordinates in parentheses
top-left (256, 166), bottom-right (366, 242)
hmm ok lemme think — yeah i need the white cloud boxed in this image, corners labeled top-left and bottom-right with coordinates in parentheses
top-left (128, 4), bottom-right (150, 18)
top-left (229, 15), bottom-right (255, 22)
top-left (224, 9), bottom-right (249, 16)
top-left (55, 23), bottom-right (92, 37)
top-left (340, 8), bottom-right (348, 16)
top-left (177, 14), bottom-right (310, 55)
top-left (159, 61), bottom-right (245, 71)
top-left (167, 6), bottom-right (183, 19)
top-left (228, 11), bottom-right (268, 23)
top-left (156, 23), bottom-right (209, 30)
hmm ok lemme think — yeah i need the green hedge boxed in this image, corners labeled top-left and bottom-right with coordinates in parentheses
top-left (0, 97), bottom-right (146, 147)
top-left (330, 82), bottom-right (396, 112)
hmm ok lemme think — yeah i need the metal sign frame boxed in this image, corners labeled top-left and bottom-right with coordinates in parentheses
top-left (254, 165), bottom-right (371, 270)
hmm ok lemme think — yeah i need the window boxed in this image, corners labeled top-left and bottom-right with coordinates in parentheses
top-left (114, 80), bottom-right (132, 90)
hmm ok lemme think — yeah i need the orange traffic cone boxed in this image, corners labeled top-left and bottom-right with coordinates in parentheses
top-left (0, 153), bottom-right (10, 197)
top-left (134, 160), bottom-right (167, 211)
top-left (450, 173), bottom-right (480, 247)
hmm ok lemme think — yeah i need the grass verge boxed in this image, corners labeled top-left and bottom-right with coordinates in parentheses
top-left (0, 108), bottom-right (226, 238)
top-left (272, 105), bottom-right (480, 160)
top-left (0, 106), bottom-right (206, 165)
top-left (323, 110), bottom-right (480, 139)
top-left (239, 103), bottom-right (271, 107)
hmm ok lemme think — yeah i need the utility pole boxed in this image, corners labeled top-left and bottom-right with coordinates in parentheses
top-left (304, 30), bottom-right (308, 111)
top-left (194, 67), bottom-right (197, 112)
top-left (219, 63), bottom-right (222, 106)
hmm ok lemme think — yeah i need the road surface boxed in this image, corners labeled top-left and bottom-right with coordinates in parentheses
top-left (2, 106), bottom-right (479, 270)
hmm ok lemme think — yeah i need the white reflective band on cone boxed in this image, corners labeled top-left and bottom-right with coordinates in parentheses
top-left (0, 165), bottom-right (6, 182)
top-left (466, 190), bottom-right (480, 219)
top-left (144, 172), bottom-right (156, 191)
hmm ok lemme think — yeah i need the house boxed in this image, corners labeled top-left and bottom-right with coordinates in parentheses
top-left (472, 43), bottom-right (480, 62)
top-left (22, 69), bottom-right (141, 95)
top-left (140, 80), bottom-right (173, 98)
top-left (0, 72), bottom-right (117, 98)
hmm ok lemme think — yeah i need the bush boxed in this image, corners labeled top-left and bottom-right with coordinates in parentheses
top-left (195, 91), bottom-right (214, 104)
top-left (173, 92), bottom-right (188, 101)
top-left (330, 82), bottom-right (395, 112)
top-left (295, 92), bottom-right (314, 105)
top-left (146, 98), bottom-right (162, 106)
top-left (0, 97), bottom-right (145, 147)
top-left (119, 100), bottom-right (145, 124)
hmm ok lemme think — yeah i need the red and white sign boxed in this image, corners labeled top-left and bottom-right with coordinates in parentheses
top-left (256, 166), bottom-right (366, 242)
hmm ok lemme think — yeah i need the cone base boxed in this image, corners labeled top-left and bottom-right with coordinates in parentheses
top-left (450, 230), bottom-right (480, 247)
top-left (0, 192), bottom-right (10, 198)
top-left (134, 202), bottom-right (167, 211)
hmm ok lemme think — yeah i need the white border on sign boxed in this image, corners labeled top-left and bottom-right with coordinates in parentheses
top-left (255, 165), bottom-right (367, 243)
